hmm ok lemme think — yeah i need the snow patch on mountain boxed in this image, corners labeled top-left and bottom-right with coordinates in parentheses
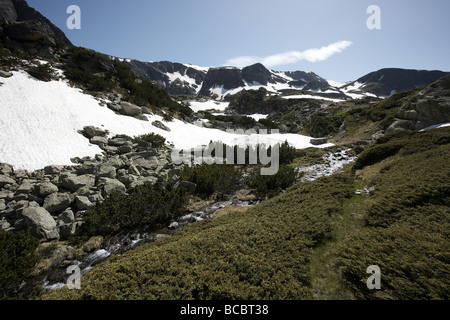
top-left (187, 100), bottom-right (229, 112)
top-left (282, 94), bottom-right (345, 103)
top-left (0, 71), bottom-right (331, 171)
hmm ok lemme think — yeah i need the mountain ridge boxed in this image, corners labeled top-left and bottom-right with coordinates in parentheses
top-left (125, 58), bottom-right (450, 101)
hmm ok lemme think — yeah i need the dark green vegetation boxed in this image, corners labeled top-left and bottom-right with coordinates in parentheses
top-left (0, 231), bottom-right (40, 300)
top-left (245, 141), bottom-right (299, 198)
top-left (135, 133), bottom-right (166, 148)
top-left (177, 141), bottom-right (298, 199)
top-left (338, 127), bottom-right (450, 299)
top-left (246, 165), bottom-right (299, 198)
top-left (62, 47), bottom-right (192, 118)
top-left (44, 174), bottom-right (354, 300)
top-left (202, 112), bottom-right (279, 130)
top-left (79, 181), bottom-right (187, 238)
top-left (353, 89), bottom-right (423, 130)
top-left (26, 63), bottom-right (53, 82)
top-left (179, 164), bottom-right (242, 198)
top-left (42, 126), bottom-right (450, 300)
top-left (229, 87), bottom-right (299, 115)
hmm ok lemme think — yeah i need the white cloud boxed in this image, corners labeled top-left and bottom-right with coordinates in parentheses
top-left (224, 40), bottom-right (353, 68)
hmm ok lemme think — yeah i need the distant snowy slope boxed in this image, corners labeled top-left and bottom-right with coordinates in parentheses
top-left (0, 71), bottom-right (331, 171)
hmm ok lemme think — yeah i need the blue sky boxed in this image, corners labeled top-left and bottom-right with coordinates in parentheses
top-left (28, 0), bottom-right (450, 82)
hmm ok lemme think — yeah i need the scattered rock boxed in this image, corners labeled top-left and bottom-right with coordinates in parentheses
top-left (21, 207), bottom-right (59, 240)
top-left (0, 175), bottom-right (16, 188)
top-left (0, 137), bottom-right (177, 240)
top-left (90, 136), bottom-right (109, 148)
top-left (97, 164), bottom-right (116, 179)
top-left (57, 209), bottom-right (75, 225)
top-left (168, 221), bottom-right (179, 229)
top-left (120, 101), bottom-right (142, 117)
top-left (36, 182), bottom-right (59, 197)
top-left (61, 174), bottom-right (95, 192)
top-left (0, 70), bottom-right (13, 78)
top-left (16, 181), bottom-right (36, 194)
top-left (155, 234), bottom-right (170, 241)
top-left (152, 120), bottom-right (171, 132)
top-left (0, 219), bottom-right (11, 231)
top-left (0, 163), bottom-right (14, 174)
top-left (98, 178), bottom-right (126, 197)
top-left (81, 126), bottom-right (108, 139)
top-left (118, 145), bottom-right (133, 154)
top-left (0, 190), bottom-right (14, 201)
top-left (44, 165), bottom-right (64, 175)
top-left (75, 195), bottom-right (94, 211)
top-left (107, 102), bottom-right (121, 113)
top-left (43, 192), bottom-right (74, 215)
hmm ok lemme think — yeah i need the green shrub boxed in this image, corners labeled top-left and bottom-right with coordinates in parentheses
top-left (179, 164), bottom-right (242, 198)
top-left (41, 127), bottom-right (450, 301)
top-left (135, 133), bottom-right (166, 148)
top-left (42, 174), bottom-right (354, 300)
top-left (257, 118), bottom-right (279, 129)
top-left (80, 181), bottom-right (187, 237)
top-left (246, 164), bottom-right (298, 198)
top-left (337, 127), bottom-right (450, 299)
top-left (64, 67), bottom-right (113, 92)
top-left (278, 141), bottom-right (297, 165)
top-left (0, 231), bottom-right (40, 300)
top-left (337, 206), bottom-right (450, 300)
top-left (353, 143), bottom-right (402, 170)
top-left (27, 63), bottom-right (53, 82)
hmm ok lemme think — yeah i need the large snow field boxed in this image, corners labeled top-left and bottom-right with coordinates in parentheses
top-left (0, 71), bottom-right (332, 171)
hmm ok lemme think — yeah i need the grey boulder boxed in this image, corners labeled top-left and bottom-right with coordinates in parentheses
top-left (61, 174), bottom-right (95, 192)
top-left (36, 182), bottom-right (59, 197)
top-left (43, 192), bottom-right (74, 215)
top-left (21, 207), bottom-right (59, 240)
top-left (120, 102), bottom-right (142, 117)
top-left (0, 175), bottom-right (16, 188)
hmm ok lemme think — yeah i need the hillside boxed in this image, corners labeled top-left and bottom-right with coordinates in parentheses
top-left (1, 0), bottom-right (449, 302)
top-left (42, 126), bottom-right (450, 300)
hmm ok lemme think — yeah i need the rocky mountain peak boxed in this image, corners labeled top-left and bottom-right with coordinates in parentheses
top-left (241, 63), bottom-right (274, 85)
top-left (198, 67), bottom-right (245, 97)
top-left (1, 0), bottom-right (72, 58)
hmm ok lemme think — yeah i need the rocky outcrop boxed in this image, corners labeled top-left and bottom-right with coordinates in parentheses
top-left (0, 127), bottom-right (183, 240)
top-left (0, 0), bottom-right (72, 58)
top-left (198, 67), bottom-right (245, 97)
top-left (285, 70), bottom-right (330, 91)
top-left (242, 63), bottom-right (280, 86)
top-left (387, 76), bottom-right (450, 133)
top-left (105, 97), bottom-right (149, 121)
top-left (4, 19), bottom-right (57, 46)
top-left (126, 60), bottom-right (206, 95)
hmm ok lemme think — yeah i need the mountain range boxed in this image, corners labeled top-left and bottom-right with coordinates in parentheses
top-left (1, 0), bottom-right (450, 303)
top-left (1, 0), bottom-right (448, 102)
top-left (125, 59), bottom-right (450, 101)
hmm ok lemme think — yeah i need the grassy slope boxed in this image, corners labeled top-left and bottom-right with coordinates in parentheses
top-left (43, 127), bottom-right (450, 300)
